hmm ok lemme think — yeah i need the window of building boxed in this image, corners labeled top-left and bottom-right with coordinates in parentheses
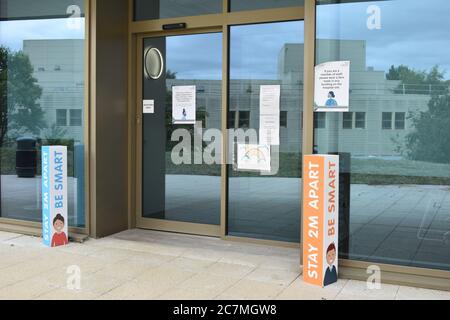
top-left (56, 109), bottom-right (67, 126)
top-left (228, 110), bottom-right (237, 128)
top-left (395, 112), bottom-right (406, 130)
top-left (69, 109), bottom-right (82, 127)
top-left (238, 111), bottom-right (250, 128)
top-left (316, 0), bottom-right (450, 272)
top-left (280, 111), bottom-right (288, 128)
top-left (355, 112), bottom-right (366, 129)
top-left (343, 112), bottom-right (353, 129)
top-left (314, 112), bottom-right (326, 129)
top-left (0, 0), bottom-right (86, 228)
top-left (382, 112), bottom-right (392, 130)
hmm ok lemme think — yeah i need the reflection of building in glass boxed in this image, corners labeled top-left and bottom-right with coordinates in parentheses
top-left (171, 39), bottom-right (435, 157)
top-left (23, 39), bottom-right (84, 143)
top-left (282, 39), bottom-right (432, 157)
top-left (24, 39), bottom-right (436, 156)
top-left (314, 39), bottom-right (431, 157)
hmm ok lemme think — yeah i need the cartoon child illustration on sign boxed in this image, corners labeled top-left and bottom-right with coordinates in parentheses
top-left (324, 242), bottom-right (338, 286)
top-left (325, 91), bottom-right (338, 107)
top-left (182, 108), bottom-right (187, 121)
top-left (51, 214), bottom-right (69, 247)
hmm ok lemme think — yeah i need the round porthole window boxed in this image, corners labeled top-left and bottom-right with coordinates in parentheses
top-left (144, 47), bottom-right (164, 80)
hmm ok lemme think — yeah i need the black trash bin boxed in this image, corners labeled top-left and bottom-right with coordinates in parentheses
top-left (16, 137), bottom-right (37, 178)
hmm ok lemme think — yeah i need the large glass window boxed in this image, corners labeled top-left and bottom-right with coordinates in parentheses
top-left (230, 0), bottom-right (304, 12)
top-left (134, 0), bottom-right (222, 21)
top-left (316, 0), bottom-right (450, 271)
top-left (0, 0), bottom-right (86, 227)
top-left (228, 21), bottom-right (304, 242)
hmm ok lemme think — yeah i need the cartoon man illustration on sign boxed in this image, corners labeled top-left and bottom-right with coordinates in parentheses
top-left (324, 242), bottom-right (338, 286)
top-left (325, 91), bottom-right (338, 107)
top-left (182, 108), bottom-right (187, 121)
top-left (51, 214), bottom-right (69, 247)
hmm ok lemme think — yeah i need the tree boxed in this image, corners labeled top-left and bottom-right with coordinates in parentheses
top-left (404, 92), bottom-right (450, 163)
top-left (390, 65), bottom-right (450, 163)
top-left (166, 69), bottom-right (177, 79)
top-left (386, 64), bottom-right (447, 95)
top-left (0, 46), bottom-right (44, 147)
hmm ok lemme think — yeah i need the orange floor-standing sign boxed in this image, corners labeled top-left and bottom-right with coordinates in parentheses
top-left (303, 155), bottom-right (339, 287)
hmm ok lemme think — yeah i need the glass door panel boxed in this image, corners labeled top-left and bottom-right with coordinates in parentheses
top-left (227, 21), bottom-right (304, 242)
top-left (141, 32), bottom-right (222, 227)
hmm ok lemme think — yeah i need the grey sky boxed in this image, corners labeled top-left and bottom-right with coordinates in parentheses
top-left (1, 0), bottom-right (450, 80)
top-left (317, 0), bottom-right (450, 78)
top-left (0, 18), bottom-right (85, 51)
top-left (165, 21), bottom-right (304, 80)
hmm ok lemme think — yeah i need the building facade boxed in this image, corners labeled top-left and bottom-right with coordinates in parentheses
top-left (0, 0), bottom-right (449, 291)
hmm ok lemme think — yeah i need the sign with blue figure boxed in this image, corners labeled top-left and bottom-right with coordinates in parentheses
top-left (42, 146), bottom-right (69, 247)
top-left (314, 61), bottom-right (350, 112)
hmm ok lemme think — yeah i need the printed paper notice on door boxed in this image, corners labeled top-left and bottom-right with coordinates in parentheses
top-left (172, 85), bottom-right (196, 124)
top-left (143, 100), bottom-right (155, 114)
top-left (259, 85), bottom-right (280, 146)
top-left (237, 144), bottom-right (271, 172)
top-left (314, 61), bottom-right (350, 112)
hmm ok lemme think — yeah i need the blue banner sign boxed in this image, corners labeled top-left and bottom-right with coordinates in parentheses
top-left (42, 146), bottom-right (69, 247)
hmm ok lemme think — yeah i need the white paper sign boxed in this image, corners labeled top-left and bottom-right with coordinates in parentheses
top-left (237, 144), bottom-right (271, 172)
top-left (143, 100), bottom-right (155, 114)
top-left (172, 85), bottom-right (196, 124)
top-left (259, 85), bottom-right (280, 145)
top-left (314, 61), bottom-right (350, 112)
top-left (42, 146), bottom-right (69, 248)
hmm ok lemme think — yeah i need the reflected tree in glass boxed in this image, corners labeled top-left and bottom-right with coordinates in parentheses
top-left (0, 46), bottom-right (44, 149)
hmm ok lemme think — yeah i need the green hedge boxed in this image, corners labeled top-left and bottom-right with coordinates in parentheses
top-left (165, 152), bottom-right (450, 186)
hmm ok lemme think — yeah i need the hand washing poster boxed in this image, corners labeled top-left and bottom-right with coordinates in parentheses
top-left (172, 85), bottom-right (196, 124)
top-left (314, 61), bottom-right (350, 112)
top-left (42, 146), bottom-right (69, 247)
top-left (303, 155), bottom-right (339, 287)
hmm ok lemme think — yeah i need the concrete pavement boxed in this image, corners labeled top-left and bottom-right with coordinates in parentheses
top-left (0, 229), bottom-right (449, 300)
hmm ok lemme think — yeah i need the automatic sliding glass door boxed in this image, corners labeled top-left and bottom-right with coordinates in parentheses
top-left (138, 32), bottom-right (222, 234)
top-left (227, 21), bottom-right (304, 243)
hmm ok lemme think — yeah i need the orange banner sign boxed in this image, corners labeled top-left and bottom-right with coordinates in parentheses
top-left (303, 155), bottom-right (339, 287)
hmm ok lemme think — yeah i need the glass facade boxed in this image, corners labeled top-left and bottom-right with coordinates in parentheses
top-left (0, 0), bottom-right (86, 227)
top-left (316, 0), bottom-right (450, 271)
top-left (227, 21), bottom-right (304, 242)
top-left (0, 0), bottom-right (448, 286)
